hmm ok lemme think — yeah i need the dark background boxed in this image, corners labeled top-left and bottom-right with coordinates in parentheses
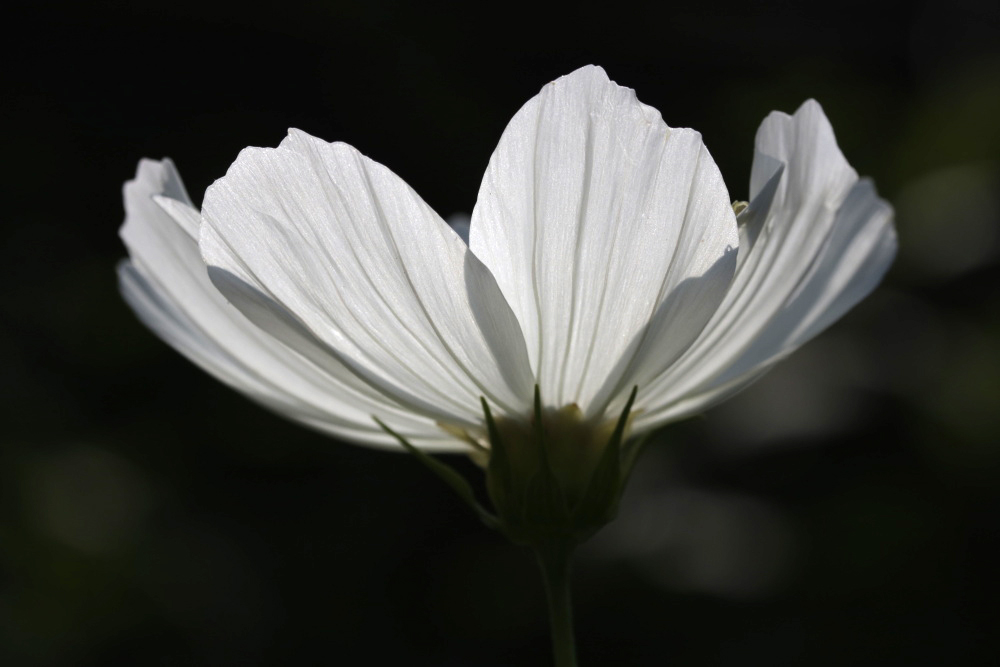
top-left (3, 0), bottom-right (999, 664)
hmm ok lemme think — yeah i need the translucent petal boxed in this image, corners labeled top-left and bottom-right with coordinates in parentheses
top-left (638, 100), bottom-right (897, 429)
top-left (469, 66), bottom-right (738, 418)
top-left (119, 159), bottom-right (461, 450)
top-left (200, 131), bottom-right (535, 427)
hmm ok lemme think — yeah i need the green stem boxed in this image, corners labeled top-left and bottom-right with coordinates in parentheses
top-left (535, 540), bottom-right (578, 667)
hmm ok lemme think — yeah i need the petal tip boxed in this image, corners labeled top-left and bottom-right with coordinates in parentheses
top-left (561, 63), bottom-right (609, 81)
top-left (549, 64), bottom-right (620, 96)
top-left (797, 98), bottom-right (824, 114)
top-left (283, 126), bottom-right (316, 146)
top-left (121, 157), bottom-right (191, 238)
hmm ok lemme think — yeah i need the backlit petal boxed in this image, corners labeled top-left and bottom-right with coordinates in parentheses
top-left (200, 131), bottom-right (535, 427)
top-left (119, 159), bottom-right (461, 450)
top-left (638, 100), bottom-right (897, 428)
top-left (469, 66), bottom-right (738, 418)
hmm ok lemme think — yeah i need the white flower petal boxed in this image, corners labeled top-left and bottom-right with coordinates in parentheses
top-left (637, 100), bottom-right (897, 429)
top-left (119, 159), bottom-right (461, 450)
top-left (469, 66), bottom-right (739, 417)
top-left (200, 131), bottom-right (535, 427)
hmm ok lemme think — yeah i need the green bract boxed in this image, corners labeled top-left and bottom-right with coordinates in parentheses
top-left (484, 387), bottom-right (638, 546)
top-left (379, 386), bottom-right (645, 547)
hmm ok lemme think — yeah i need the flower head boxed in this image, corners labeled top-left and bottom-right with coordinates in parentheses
top-left (119, 66), bottom-right (895, 539)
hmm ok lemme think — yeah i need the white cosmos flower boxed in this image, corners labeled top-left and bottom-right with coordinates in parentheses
top-left (118, 66), bottom-right (896, 454)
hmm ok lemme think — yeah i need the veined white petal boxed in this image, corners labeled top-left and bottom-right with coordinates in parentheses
top-left (200, 131), bottom-right (535, 427)
top-left (637, 100), bottom-right (897, 429)
top-left (469, 66), bottom-right (739, 417)
top-left (119, 159), bottom-right (462, 450)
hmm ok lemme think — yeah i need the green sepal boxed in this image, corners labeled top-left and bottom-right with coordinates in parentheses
top-left (521, 466), bottom-right (572, 533)
top-left (482, 389), bottom-right (575, 545)
top-left (528, 386), bottom-right (571, 527)
top-left (481, 397), bottom-right (513, 524)
top-left (572, 386), bottom-right (637, 534)
top-left (532, 386), bottom-right (546, 447)
top-left (375, 417), bottom-right (500, 530)
top-left (481, 386), bottom-right (644, 547)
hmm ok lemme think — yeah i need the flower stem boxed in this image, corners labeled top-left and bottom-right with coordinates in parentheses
top-left (535, 540), bottom-right (578, 667)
